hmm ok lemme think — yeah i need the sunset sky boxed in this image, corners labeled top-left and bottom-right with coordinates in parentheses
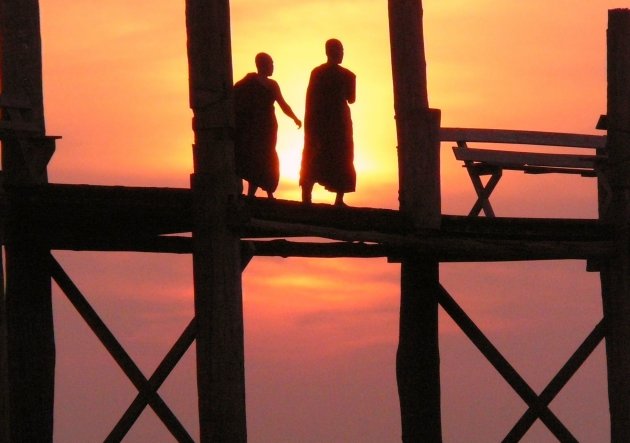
top-left (32, 1), bottom-right (627, 441)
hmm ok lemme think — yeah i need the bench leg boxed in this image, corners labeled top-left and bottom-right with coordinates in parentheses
top-left (467, 167), bottom-right (502, 217)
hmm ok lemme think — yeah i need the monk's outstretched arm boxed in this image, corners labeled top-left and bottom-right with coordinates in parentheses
top-left (273, 82), bottom-right (302, 128)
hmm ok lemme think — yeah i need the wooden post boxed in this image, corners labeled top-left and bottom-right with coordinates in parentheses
top-left (388, 0), bottom-right (442, 442)
top-left (600, 9), bottom-right (630, 442)
top-left (396, 259), bottom-right (441, 442)
top-left (185, 0), bottom-right (247, 441)
top-left (0, 0), bottom-right (55, 441)
top-left (388, 0), bottom-right (440, 229)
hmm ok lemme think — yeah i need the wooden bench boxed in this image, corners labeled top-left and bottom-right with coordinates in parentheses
top-left (440, 128), bottom-right (607, 217)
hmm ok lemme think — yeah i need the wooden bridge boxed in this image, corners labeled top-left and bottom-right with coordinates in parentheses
top-left (1, 1), bottom-right (630, 442)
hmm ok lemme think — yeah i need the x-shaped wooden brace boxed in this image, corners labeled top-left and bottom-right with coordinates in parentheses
top-left (49, 255), bottom-right (195, 442)
top-left (438, 284), bottom-right (605, 442)
top-left (49, 249), bottom-right (255, 442)
top-left (456, 140), bottom-right (502, 217)
top-left (465, 162), bottom-right (502, 217)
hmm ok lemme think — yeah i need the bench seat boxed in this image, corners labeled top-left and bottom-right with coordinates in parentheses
top-left (452, 146), bottom-right (605, 177)
top-left (442, 127), bottom-right (607, 217)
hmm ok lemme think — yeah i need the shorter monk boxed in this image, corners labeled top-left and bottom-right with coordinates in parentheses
top-left (234, 53), bottom-right (302, 198)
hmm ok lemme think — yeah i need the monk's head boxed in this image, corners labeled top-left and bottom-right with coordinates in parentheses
top-left (325, 39), bottom-right (344, 64)
top-left (255, 52), bottom-right (274, 77)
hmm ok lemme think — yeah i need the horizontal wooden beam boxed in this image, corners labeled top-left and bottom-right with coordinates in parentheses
top-left (244, 220), bottom-right (614, 261)
top-left (3, 183), bottom-right (193, 237)
top-left (441, 127), bottom-right (606, 149)
top-left (0, 183), bottom-right (613, 261)
top-left (453, 146), bottom-right (601, 170)
top-left (50, 233), bottom-right (614, 262)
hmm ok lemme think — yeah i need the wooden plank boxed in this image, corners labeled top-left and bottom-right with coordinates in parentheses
top-left (3, 184), bottom-right (611, 242)
top-left (441, 127), bottom-right (606, 149)
top-left (441, 215), bottom-right (611, 241)
top-left (245, 219), bottom-right (613, 262)
top-left (45, 225), bottom-right (615, 262)
top-left (47, 233), bottom-right (615, 262)
top-left (453, 146), bottom-right (600, 170)
top-left (243, 195), bottom-right (412, 234)
top-left (522, 166), bottom-right (597, 176)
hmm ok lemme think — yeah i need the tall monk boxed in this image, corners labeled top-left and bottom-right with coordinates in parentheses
top-left (234, 53), bottom-right (302, 199)
top-left (300, 38), bottom-right (356, 206)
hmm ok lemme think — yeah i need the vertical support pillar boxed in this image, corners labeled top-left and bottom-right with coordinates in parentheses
top-left (388, 0), bottom-right (440, 229)
top-left (388, 1), bottom-right (442, 442)
top-left (0, 0), bottom-right (55, 441)
top-left (600, 9), bottom-right (630, 442)
top-left (396, 259), bottom-right (441, 442)
top-left (185, 0), bottom-right (246, 441)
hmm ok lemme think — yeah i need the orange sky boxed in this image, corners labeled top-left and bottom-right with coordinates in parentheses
top-left (35, 1), bottom-right (627, 441)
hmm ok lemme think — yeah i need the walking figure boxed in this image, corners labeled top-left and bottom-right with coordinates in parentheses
top-left (234, 53), bottom-right (302, 198)
top-left (300, 39), bottom-right (356, 206)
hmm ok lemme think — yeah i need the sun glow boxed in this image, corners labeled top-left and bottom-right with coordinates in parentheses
top-left (276, 128), bottom-right (304, 182)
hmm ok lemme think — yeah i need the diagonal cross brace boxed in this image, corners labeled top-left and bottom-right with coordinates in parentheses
top-left (466, 163), bottom-right (502, 217)
top-left (106, 319), bottom-right (197, 442)
top-left (105, 246), bottom-right (254, 441)
top-left (503, 319), bottom-right (605, 442)
top-left (49, 255), bottom-right (194, 443)
top-left (438, 285), bottom-right (578, 442)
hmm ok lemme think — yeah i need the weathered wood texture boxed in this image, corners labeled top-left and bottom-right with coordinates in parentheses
top-left (441, 127), bottom-right (606, 148)
top-left (388, 0), bottom-right (440, 229)
top-left (0, 0), bottom-right (55, 441)
top-left (244, 222), bottom-right (613, 262)
top-left (600, 9), bottom-right (630, 443)
top-left (452, 147), bottom-right (601, 174)
top-left (186, 0), bottom-right (246, 441)
top-left (0, 185), bottom-right (612, 261)
top-left (389, 0), bottom-right (442, 441)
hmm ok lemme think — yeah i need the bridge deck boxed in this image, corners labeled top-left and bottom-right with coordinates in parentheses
top-left (3, 183), bottom-right (612, 262)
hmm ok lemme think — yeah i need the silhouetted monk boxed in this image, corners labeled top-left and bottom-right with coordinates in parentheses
top-left (300, 38), bottom-right (356, 206)
top-left (234, 52), bottom-right (302, 198)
